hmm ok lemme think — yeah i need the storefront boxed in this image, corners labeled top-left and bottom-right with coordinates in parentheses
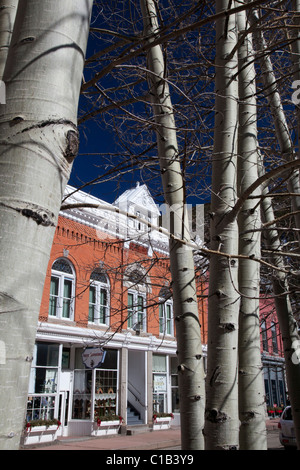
top-left (26, 329), bottom-right (180, 437)
top-left (262, 355), bottom-right (287, 412)
top-left (26, 342), bottom-right (120, 437)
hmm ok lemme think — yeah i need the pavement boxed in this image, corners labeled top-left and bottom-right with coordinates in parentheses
top-left (22, 419), bottom-right (281, 451)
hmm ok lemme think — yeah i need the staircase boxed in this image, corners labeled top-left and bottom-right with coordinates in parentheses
top-left (126, 402), bottom-right (149, 435)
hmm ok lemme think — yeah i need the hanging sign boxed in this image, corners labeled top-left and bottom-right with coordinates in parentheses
top-left (82, 347), bottom-right (106, 369)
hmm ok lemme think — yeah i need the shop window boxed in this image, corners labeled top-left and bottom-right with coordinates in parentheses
top-left (26, 342), bottom-right (59, 422)
top-left (127, 291), bottom-right (146, 331)
top-left (49, 258), bottom-right (75, 320)
top-left (72, 369), bottom-right (92, 419)
top-left (94, 369), bottom-right (118, 419)
top-left (72, 348), bottom-right (118, 421)
top-left (88, 269), bottom-right (110, 325)
top-left (153, 355), bottom-right (167, 413)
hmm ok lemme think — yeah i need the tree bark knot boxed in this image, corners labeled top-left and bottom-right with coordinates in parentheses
top-left (64, 130), bottom-right (79, 163)
top-left (205, 408), bottom-right (229, 423)
top-left (21, 207), bottom-right (55, 226)
top-left (0, 200), bottom-right (55, 227)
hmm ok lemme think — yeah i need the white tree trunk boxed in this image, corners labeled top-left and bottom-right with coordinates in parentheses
top-left (204, 1), bottom-right (240, 450)
top-left (236, 5), bottom-right (267, 450)
top-left (0, 0), bottom-right (93, 450)
top-left (0, 0), bottom-right (18, 79)
top-left (251, 7), bottom-right (300, 235)
top-left (140, 0), bottom-right (205, 450)
top-left (258, 156), bottom-right (300, 450)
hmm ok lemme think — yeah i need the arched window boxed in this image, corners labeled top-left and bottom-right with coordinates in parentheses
top-left (159, 287), bottom-right (173, 336)
top-left (88, 269), bottom-right (110, 325)
top-left (49, 258), bottom-right (75, 319)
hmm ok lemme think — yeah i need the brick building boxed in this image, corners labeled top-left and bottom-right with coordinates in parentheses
top-left (25, 183), bottom-right (286, 438)
top-left (26, 183), bottom-right (207, 437)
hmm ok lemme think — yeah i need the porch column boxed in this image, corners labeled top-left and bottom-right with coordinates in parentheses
top-left (119, 347), bottom-right (128, 424)
top-left (147, 350), bottom-right (153, 423)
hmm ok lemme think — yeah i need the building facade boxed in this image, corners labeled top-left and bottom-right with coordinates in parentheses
top-left (260, 298), bottom-right (287, 412)
top-left (26, 183), bottom-right (207, 437)
top-left (25, 183), bottom-right (287, 438)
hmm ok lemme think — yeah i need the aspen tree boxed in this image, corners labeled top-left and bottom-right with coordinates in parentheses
top-left (140, 0), bottom-right (205, 450)
top-left (204, 1), bottom-right (240, 450)
top-left (236, 4), bottom-right (267, 450)
top-left (0, 0), bottom-right (93, 450)
top-left (0, 0), bottom-right (18, 79)
top-left (250, 7), bottom-right (300, 236)
top-left (258, 156), bottom-right (300, 450)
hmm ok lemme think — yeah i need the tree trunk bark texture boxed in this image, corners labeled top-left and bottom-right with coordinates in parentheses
top-left (140, 0), bottom-right (205, 450)
top-left (236, 5), bottom-right (267, 450)
top-left (259, 157), bottom-right (300, 450)
top-left (205, 1), bottom-right (240, 450)
top-left (0, 0), bottom-right (93, 450)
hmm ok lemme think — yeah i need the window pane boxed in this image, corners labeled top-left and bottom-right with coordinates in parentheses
top-left (137, 296), bottom-right (144, 326)
top-left (50, 276), bottom-right (59, 295)
top-left (98, 349), bottom-right (118, 370)
top-left (62, 279), bottom-right (72, 318)
top-left (49, 296), bottom-right (57, 317)
top-left (63, 279), bottom-right (72, 299)
top-left (138, 295), bottom-right (144, 310)
top-left (128, 293), bottom-right (133, 308)
top-left (52, 259), bottom-right (73, 274)
top-left (72, 370), bottom-right (92, 419)
top-left (94, 369), bottom-right (117, 419)
top-left (89, 285), bottom-right (96, 303)
top-left (62, 299), bottom-right (71, 318)
top-left (26, 396), bottom-right (56, 422)
top-left (128, 293), bottom-right (134, 328)
top-left (99, 288), bottom-right (107, 323)
top-left (49, 277), bottom-right (59, 316)
top-left (159, 304), bottom-right (164, 333)
top-left (91, 270), bottom-right (107, 283)
top-left (36, 343), bottom-right (59, 366)
top-left (153, 354), bottom-right (166, 372)
top-left (100, 288), bottom-right (107, 306)
top-left (166, 304), bottom-right (171, 334)
top-left (31, 368), bottom-right (58, 393)
top-left (89, 286), bottom-right (96, 322)
top-left (88, 304), bottom-right (95, 322)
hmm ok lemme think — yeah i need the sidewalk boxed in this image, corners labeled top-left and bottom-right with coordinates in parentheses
top-left (23, 419), bottom-right (280, 451)
top-left (23, 426), bottom-right (181, 451)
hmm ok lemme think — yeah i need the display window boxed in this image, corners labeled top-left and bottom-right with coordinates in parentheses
top-left (152, 354), bottom-right (167, 413)
top-left (72, 348), bottom-right (118, 421)
top-left (26, 342), bottom-right (59, 422)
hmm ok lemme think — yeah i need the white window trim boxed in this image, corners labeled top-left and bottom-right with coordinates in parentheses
top-left (159, 299), bottom-right (174, 336)
top-left (127, 290), bottom-right (147, 332)
top-left (49, 259), bottom-right (75, 320)
top-left (88, 278), bottom-right (110, 326)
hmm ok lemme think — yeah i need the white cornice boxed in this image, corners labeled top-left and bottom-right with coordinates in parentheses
top-left (36, 321), bottom-right (178, 355)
